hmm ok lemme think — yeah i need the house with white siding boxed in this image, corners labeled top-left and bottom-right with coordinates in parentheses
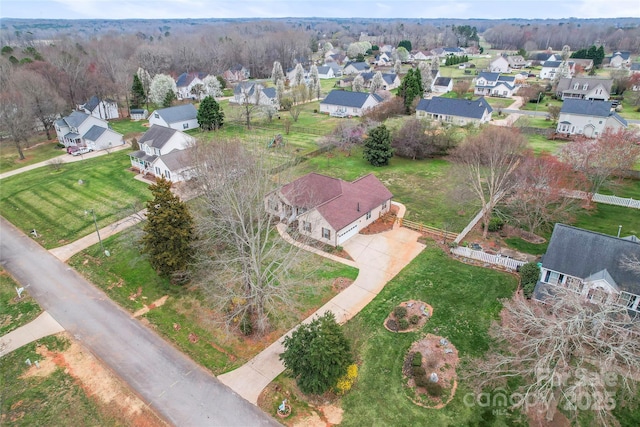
top-left (78, 96), bottom-right (119, 120)
top-left (416, 97), bottom-right (493, 125)
top-left (474, 72), bottom-right (518, 97)
top-left (555, 77), bottom-right (613, 101)
top-left (489, 56), bottom-right (510, 73)
top-left (129, 125), bottom-right (195, 182)
top-left (54, 111), bottom-right (124, 151)
top-left (534, 224), bottom-right (640, 319)
top-left (556, 99), bottom-right (627, 137)
top-left (320, 90), bottom-right (382, 117)
top-left (232, 82), bottom-right (278, 108)
top-left (265, 172), bottom-right (393, 246)
top-left (148, 104), bottom-right (198, 131)
top-left (175, 72), bottom-right (207, 100)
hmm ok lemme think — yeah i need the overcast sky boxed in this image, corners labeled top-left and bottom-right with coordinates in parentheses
top-left (1, 0), bottom-right (639, 20)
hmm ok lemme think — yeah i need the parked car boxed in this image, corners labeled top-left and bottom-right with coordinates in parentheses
top-left (72, 147), bottom-right (92, 156)
top-left (67, 146), bottom-right (79, 154)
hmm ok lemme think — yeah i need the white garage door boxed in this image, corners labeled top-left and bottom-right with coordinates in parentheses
top-left (337, 223), bottom-right (359, 245)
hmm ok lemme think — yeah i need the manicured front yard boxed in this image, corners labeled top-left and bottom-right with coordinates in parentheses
top-left (68, 224), bottom-right (359, 374)
top-left (339, 244), bottom-right (522, 426)
top-left (0, 152), bottom-right (150, 249)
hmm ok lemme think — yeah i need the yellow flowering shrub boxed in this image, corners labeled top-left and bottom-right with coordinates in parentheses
top-left (335, 364), bottom-right (358, 394)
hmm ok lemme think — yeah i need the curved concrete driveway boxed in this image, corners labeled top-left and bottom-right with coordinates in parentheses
top-left (218, 223), bottom-right (425, 404)
top-left (0, 217), bottom-right (277, 426)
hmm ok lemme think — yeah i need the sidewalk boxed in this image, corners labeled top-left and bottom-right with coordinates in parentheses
top-left (0, 311), bottom-right (64, 357)
top-left (49, 209), bottom-right (147, 262)
top-left (218, 202), bottom-right (425, 404)
top-left (0, 142), bottom-right (131, 180)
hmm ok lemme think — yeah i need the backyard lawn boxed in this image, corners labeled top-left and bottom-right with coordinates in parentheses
top-left (0, 152), bottom-right (150, 249)
top-left (294, 147), bottom-right (477, 232)
top-left (108, 118), bottom-right (149, 138)
top-left (0, 140), bottom-right (64, 174)
top-left (68, 224), bottom-right (359, 374)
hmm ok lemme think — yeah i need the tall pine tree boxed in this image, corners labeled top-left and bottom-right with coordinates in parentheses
top-left (142, 178), bottom-right (194, 283)
top-left (131, 74), bottom-right (146, 109)
top-left (197, 96), bottom-right (225, 131)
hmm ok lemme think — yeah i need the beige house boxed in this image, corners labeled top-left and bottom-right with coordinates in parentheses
top-left (266, 173), bottom-right (393, 246)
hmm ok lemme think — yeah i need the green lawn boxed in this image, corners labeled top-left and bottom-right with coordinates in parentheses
top-left (484, 97), bottom-right (515, 110)
top-left (0, 141), bottom-right (65, 174)
top-left (617, 96), bottom-right (640, 121)
top-left (68, 224), bottom-right (359, 374)
top-left (519, 98), bottom-right (563, 112)
top-left (1, 269), bottom-right (42, 336)
top-left (0, 152), bottom-right (150, 249)
top-left (294, 148), bottom-right (477, 232)
top-left (108, 119), bottom-right (148, 138)
top-left (339, 244), bottom-right (523, 426)
top-left (523, 133), bottom-right (566, 155)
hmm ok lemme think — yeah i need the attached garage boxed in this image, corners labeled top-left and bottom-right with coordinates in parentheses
top-left (337, 223), bottom-right (359, 245)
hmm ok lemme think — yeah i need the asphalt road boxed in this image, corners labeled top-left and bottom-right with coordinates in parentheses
top-left (0, 217), bottom-right (278, 427)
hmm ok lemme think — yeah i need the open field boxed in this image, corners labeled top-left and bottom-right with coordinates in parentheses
top-left (0, 152), bottom-right (150, 249)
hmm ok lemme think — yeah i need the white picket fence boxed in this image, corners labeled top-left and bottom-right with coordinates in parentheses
top-left (592, 194), bottom-right (640, 209)
top-left (450, 246), bottom-right (527, 271)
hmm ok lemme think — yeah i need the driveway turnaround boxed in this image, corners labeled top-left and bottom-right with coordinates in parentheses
top-left (218, 222), bottom-right (425, 404)
top-left (0, 217), bottom-right (278, 426)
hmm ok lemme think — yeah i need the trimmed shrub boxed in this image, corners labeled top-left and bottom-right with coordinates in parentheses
top-left (386, 319), bottom-right (398, 331)
top-left (425, 381), bottom-right (443, 397)
top-left (393, 306), bottom-right (407, 319)
top-left (412, 352), bottom-right (423, 367)
top-left (409, 314), bottom-right (420, 325)
top-left (520, 262), bottom-right (541, 299)
top-left (414, 375), bottom-right (428, 388)
top-left (412, 366), bottom-right (426, 377)
top-left (398, 318), bottom-right (410, 330)
top-left (485, 216), bottom-right (504, 232)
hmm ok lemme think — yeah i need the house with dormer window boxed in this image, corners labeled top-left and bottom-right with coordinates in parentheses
top-left (473, 72), bottom-right (518, 97)
top-left (534, 224), bottom-right (640, 318)
top-left (556, 99), bottom-right (627, 137)
top-left (129, 125), bottom-right (195, 182)
top-left (555, 77), bottom-right (613, 101)
top-left (54, 111), bottom-right (124, 151)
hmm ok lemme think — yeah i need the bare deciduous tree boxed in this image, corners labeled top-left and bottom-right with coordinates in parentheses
top-left (472, 288), bottom-right (639, 425)
top-left (450, 126), bottom-right (527, 238)
top-left (191, 140), bottom-right (309, 335)
top-left (14, 70), bottom-right (65, 140)
top-left (0, 90), bottom-right (35, 160)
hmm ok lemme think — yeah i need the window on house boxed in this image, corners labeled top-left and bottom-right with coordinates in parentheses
top-left (618, 292), bottom-right (639, 309)
top-left (544, 270), bottom-right (560, 284)
top-left (566, 277), bottom-right (584, 293)
top-left (183, 123), bottom-right (189, 129)
top-left (583, 84), bottom-right (588, 90)
top-left (302, 221), bottom-right (312, 232)
top-left (573, 83), bottom-right (579, 90)
top-left (155, 166), bottom-right (161, 175)
top-left (445, 115), bottom-right (452, 123)
top-left (322, 228), bottom-right (331, 239)
top-left (366, 211), bottom-right (371, 220)
top-left (154, 113), bottom-right (159, 118)
top-left (382, 201), bottom-right (387, 210)
top-left (165, 170), bottom-right (171, 180)
top-left (587, 288), bottom-right (608, 304)
top-left (268, 199), bottom-right (278, 211)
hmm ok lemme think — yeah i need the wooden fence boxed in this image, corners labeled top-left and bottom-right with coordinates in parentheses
top-left (398, 218), bottom-right (458, 242)
top-left (450, 246), bottom-right (527, 271)
top-left (591, 194), bottom-right (640, 209)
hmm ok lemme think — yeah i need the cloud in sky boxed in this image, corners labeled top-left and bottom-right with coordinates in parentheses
top-left (1, 0), bottom-right (639, 20)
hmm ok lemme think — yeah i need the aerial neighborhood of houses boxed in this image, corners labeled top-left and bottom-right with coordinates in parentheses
top-left (4, 19), bottom-right (640, 427)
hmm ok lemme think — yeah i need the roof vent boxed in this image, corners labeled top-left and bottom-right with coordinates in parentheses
top-left (357, 202), bottom-right (360, 212)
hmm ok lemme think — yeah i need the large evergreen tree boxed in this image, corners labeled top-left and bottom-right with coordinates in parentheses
top-left (197, 96), bottom-right (224, 131)
top-left (142, 178), bottom-right (194, 282)
top-left (399, 69), bottom-right (423, 114)
top-left (131, 74), bottom-right (146, 109)
top-left (280, 311), bottom-right (354, 395)
top-left (363, 124), bottom-right (393, 166)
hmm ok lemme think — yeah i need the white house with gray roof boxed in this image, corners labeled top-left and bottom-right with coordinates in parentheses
top-left (342, 61), bottom-right (370, 75)
top-left (416, 97), bottom-right (493, 125)
top-left (540, 60), bottom-right (575, 80)
top-left (232, 82), bottom-right (278, 108)
top-left (320, 90), bottom-right (382, 117)
top-left (534, 224), bottom-right (640, 319)
top-left (317, 66), bottom-right (335, 79)
top-left (78, 96), bottom-right (119, 120)
top-left (474, 72), bottom-right (518, 97)
top-left (556, 99), bottom-right (627, 137)
top-left (54, 111), bottom-right (123, 151)
top-left (129, 125), bottom-right (195, 182)
top-left (555, 77), bottom-right (613, 101)
top-left (148, 104), bottom-right (198, 131)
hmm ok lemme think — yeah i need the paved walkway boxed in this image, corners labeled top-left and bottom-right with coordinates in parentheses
top-left (218, 204), bottom-right (425, 404)
top-left (0, 142), bottom-right (131, 180)
top-left (492, 96), bottom-right (524, 127)
top-left (0, 311), bottom-right (64, 357)
top-left (49, 209), bottom-right (147, 262)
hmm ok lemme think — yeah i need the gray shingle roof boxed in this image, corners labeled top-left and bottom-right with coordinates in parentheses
top-left (611, 51), bottom-right (631, 60)
top-left (262, 87), bottom-right (276, 99)
top-left (556, 77), bottom-right (613, 95)
top-left (540, 224), bottom-right (640, 295)
top-left (153, 104), bottom-right (197, 125)
top-left (320, 90), bottom-right (381, 108)
top-left (159, 148), bottom-right (191, 171)
top-left (84, 96), bottom-right (101, 112)
top-left (83, 125), bottom-right (107, 141)
top-left (176, 72), bottom-right (206, 87)
top-left (433, 77), bottom-right (451, 86)
top-left (344, 61), bottom-right (370, 71)
top-left (64, 111), bottom-right (91, 128)
top-left (542, 60), bottom-right (563, 67)
top-left (416, 97), bottom-right (493, 119)
top-left (317, 66), bottom-right (331, 74)
top-left (139, 125), bottom-right (179, 149)
top-left (560, 99), bottom-right (613, 117)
